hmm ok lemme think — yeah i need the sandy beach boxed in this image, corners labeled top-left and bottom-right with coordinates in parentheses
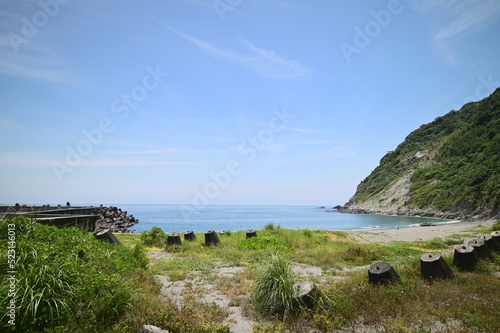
top-left (350, 220), bottom-right (497, 243)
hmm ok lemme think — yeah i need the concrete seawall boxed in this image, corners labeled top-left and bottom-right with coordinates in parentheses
top-left (0, 204), bottom-right (139, 232)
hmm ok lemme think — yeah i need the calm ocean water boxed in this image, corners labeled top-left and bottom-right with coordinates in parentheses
top-left (108, 204), bottom-right (455, 233)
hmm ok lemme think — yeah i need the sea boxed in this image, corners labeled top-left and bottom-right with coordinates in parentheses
top-left (106, 204), bottom-right (457, 233)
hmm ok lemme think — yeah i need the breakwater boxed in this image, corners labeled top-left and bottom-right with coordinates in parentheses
top-left (0, 204), bottom-right (139, 233)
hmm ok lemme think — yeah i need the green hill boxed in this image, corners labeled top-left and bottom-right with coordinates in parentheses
top-left (342, 88), bottom-right (500, 220)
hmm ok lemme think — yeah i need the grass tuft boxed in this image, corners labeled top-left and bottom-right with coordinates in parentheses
top-left (254, 254), bottom-right (301, 319)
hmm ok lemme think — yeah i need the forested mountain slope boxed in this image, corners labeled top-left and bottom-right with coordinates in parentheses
top-left (342, 88), bottom-right (500, 220)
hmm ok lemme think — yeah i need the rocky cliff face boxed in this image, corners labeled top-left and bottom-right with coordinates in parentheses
top-left (341, 88), bottom-right (500, 221)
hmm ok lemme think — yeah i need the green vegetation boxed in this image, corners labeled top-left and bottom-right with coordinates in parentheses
top-left (151, 257), bottom-right (215, 281)
top-left (0, 217), bottom-right (228, 333)
top-left (2, 218), bottom-right (498, 332)
top-left (254, 255), bottom-right (299, 318)
top-left (0, 217), bottom-right (147, 332)
top-left (237, 235), bottom-right (292, 253)
top-left (137, 225), bottom-right (498, 332)
top-left (350, 88), bottom-right (500, 218)
top-left (140, 226), bottom-right (167, 248)
top-left (491, 220), bottom-right (500, 232)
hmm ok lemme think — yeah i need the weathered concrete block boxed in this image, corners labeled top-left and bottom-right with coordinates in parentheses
top-left (468, 239), bottom-right (493, 261)
top-left (453, 245), bottom-right (478, 271)
top-left (420, 253), bottom-right (454, 280)
top-left (368, 262), bottom-right (401, 285)
top-left (246, 229), bottom-right (258, 239)
top-left (480, 234), bottom-right (499, 252)
top-left (184, 230), bottom-right (196, 241)
top-left (295, 281), bottom-right (330, 310)
top-left (205, 230), bottom-right (220, 246)
top-left (94, 229), bottom-right (122, 245)
top-left (166, 234), bottom-right (182, 246)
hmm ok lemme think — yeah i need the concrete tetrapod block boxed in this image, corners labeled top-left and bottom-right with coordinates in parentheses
top-left (94, 229), bottom-right (122, 245)
top-left (480, 234), bottom-right (500, 252)
top-left (184, 230), bottom-right (196, 241)
top-left (420, 253), bottom-right (454, 280)
top-left (468, 239), bottom-right (493, 261)
top-left (368, 262), bottom-right (401, 285)
top-left (491, 231), bottom-right (500, 249)
top-left (246, 229), bottom-right (258, 239)
top-left (166, 234), bottom-right (182, 246)
top-left (295, 281), bottom-right (330, 310)
top-left (205, 230), bottom-right (220, 246)
top-left (453, 245), bottom-right (479, 271)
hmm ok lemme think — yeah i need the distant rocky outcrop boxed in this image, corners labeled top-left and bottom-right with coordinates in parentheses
top-left (341, 88), bottom-right (500, 221)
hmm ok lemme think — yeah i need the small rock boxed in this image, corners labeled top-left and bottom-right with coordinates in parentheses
top-left (137, 324), bottom-right (170, 333)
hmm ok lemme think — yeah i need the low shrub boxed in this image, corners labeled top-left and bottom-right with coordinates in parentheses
top-left (140, 227), bottom-right (167, 247)
top-left (264, 223), bottom-right (281, 231)
top-left (302, 229), bottom-right (313, 238)
top-left (238, 235), bottom-right (292, 253)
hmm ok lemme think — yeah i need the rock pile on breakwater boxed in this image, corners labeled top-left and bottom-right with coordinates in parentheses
top-left (92, 205), bottom-right (139, 233)
top-left (1, 203), bottom-right (139, 233)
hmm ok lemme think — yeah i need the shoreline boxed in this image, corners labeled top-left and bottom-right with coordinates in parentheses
top-left (125, 219), bottom-right (497, 244)
top-left (348, 219), bottom-right (497, 243)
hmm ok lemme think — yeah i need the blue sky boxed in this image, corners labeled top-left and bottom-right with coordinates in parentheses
top-left (1, 0), bottom-right (500, 206)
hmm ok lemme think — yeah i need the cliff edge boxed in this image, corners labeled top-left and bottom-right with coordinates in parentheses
top-left (341, 88), bottom-right (500, 220)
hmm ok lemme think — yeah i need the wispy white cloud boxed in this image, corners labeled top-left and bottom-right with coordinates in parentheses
top-left (0, 153), bottom-right (194, 168)
top-left (433, 0), bottom-right (500, 41)
top-left (292, 140), bottom-right (343, 145)
top-left (0, 1), bottom-right (75, 83)
top-left (0, 153), bottom-right (52, 167)
top-left (286, 127), bottom-right (333, 134)
top-left (247, 147), bottom-right (355, 166)
top-left (238, 37), bottom-right (311, 78)
top-left (296, 147), bottom-right (356, 164)
top-left (0, 120), bottom-right (75, 139)
top-left (82, 160), bottom-right (193, 167)
top-left (410, 0), bottom-right (500, 41)
top-left (156, 21), bottom-right (311, 79)
top-left (0, 42), bottom-right (72, 83)
top-left (409, 0), bottom-right (500, 65)
top-left (100, 148), bottom-right (225, 155)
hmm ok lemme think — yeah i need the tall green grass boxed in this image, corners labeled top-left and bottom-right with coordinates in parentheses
top-left (0, 217), bottom-right (229, 333)
top-left (0, 217), bottom-right (148, 332)
top-left (254, 254), bottom-right (300, 319)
